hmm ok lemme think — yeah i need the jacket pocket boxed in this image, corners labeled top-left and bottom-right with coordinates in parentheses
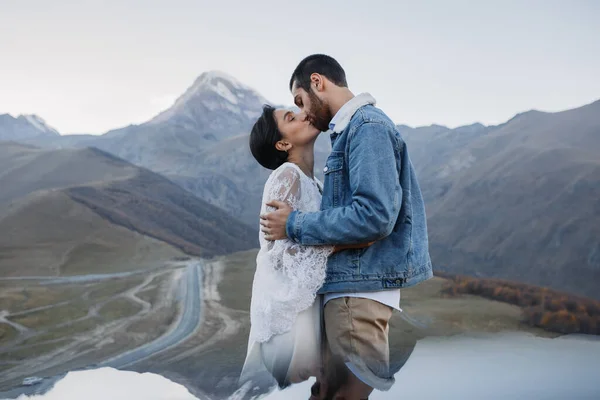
top-left (323, 152), bottom-right (344, 207)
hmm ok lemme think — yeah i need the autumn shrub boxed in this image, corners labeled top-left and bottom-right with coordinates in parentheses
top-left (438, 272), bottom-right (600, 335)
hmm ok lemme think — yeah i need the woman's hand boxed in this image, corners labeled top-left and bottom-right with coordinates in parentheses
top-left (332, 241), bottom-right (375, 254)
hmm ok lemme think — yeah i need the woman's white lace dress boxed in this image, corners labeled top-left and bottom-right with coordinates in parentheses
top-left (240, 162), bottom-right (333, 386)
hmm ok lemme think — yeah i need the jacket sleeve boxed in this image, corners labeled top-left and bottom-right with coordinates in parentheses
top-left (286, 122), bottom-right (401, 245)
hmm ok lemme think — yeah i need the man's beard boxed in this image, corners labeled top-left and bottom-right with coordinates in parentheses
top-left (307, 90), bottom-right (333, 132)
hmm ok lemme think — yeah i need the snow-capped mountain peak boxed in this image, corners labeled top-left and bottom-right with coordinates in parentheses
top-left (0, 113), bottom-right (60, 141)
top-left (196, 70), bottom-right (246, 91)
top-left (182, 70), bottom-right (267, 106)
top-left (149, 70), bottom-right (268, 125)
top-left (21, 114), bottom-right (60, 135)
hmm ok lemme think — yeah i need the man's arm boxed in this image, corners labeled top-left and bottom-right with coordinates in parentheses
top-left (287, 121), bottom-right (401, 246)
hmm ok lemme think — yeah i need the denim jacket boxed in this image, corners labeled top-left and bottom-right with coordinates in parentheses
top-left (286, 94), bottom-right (433, 293)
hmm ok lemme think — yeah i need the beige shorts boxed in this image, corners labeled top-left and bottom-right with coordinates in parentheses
top-left (323, 297), bottom-right (395, 390)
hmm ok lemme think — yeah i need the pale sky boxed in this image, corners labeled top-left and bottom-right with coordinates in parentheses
top-left (1, 0), bottom-right (599, 134)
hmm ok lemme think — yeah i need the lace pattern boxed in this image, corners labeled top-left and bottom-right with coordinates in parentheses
top-left (249, 163), bottom-right (332, 343)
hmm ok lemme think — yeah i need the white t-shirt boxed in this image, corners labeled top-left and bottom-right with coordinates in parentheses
top-left (324, 290), bottom-right (402, 311)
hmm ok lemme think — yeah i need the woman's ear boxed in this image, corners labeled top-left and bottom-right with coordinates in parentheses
top-left (275, 141), bottom-right (291, 152)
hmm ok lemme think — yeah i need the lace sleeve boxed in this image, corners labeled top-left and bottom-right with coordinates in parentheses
top-left (250, 165), bottom-right (333, 343)
top-left (262, 166), bottom-right (301, 253)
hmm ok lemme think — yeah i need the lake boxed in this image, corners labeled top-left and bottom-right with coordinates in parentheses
top-left (15, 332), bottom-right (600, 400)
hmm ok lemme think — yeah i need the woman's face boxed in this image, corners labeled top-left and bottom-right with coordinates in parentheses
top-left (273, 108), bottom-right (320, 150)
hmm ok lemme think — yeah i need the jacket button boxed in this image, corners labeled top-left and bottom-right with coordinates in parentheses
top-left (395, 279), bottom-right (402, 284)
top-left (324, 166), bottom-right (329, 173)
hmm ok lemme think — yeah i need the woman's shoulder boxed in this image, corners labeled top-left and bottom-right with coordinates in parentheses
top-left (268, 162), bottom-right (303, 181)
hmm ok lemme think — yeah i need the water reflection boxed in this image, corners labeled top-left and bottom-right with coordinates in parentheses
top-left (18, 333), bottom-right (600, 400)
top-left (256, 332), bottom-right (600, 400)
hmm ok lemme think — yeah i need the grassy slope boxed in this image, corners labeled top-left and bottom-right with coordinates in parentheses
top-left (0, 142), bottom-right (258, 278)
top-left (0, 191), bottom-right (184, 277)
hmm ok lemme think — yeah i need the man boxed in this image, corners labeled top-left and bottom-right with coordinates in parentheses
top-left (260, 54), bottom-right (432, 399)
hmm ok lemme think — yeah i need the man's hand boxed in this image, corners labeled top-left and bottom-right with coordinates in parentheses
top-left (260, 200), bottom-right (293, 241)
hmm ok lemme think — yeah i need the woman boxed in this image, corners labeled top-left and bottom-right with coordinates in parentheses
top-left (240, 105), bottom-right (364, 389)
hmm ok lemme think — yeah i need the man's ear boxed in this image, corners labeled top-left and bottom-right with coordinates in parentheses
top-left (275, 141), bottom-right (291, 152)
top-left (310, 73), bottom-right (325, 92)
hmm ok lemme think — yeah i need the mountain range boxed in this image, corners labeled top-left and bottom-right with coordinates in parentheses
top-left (5, 71), bottom-right (330, 226)
top-left (1, 72), bottom-right (598, 299)
top-left (0, 141), bottom-right (257, 277)
top-left (399, 101), bottom-right (600, 298)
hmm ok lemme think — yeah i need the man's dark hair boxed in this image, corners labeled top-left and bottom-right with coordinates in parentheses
top-left (289, 54), bottom-right (348, 93)
top-left (249, 105), bottom-right (288, 170)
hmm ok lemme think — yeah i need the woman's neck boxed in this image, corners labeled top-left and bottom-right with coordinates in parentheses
top-left (287, 144), bottom-right (315, 179)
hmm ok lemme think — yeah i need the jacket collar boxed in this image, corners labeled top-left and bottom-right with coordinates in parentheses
top-left (328, 93), bottom-right (377, 134)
